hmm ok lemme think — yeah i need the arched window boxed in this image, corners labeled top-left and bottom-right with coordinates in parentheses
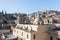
top-left (27, 34), bottom-right (29, 39)
top-left (25, 26), bottom-right (28, 30)
top-left (33, 34), bottom-right (35, 39)
top-left (22, 32), bottom-right (23, 36)
top-left (31, 27), bottom-right (32, 31)
top-left (50, 36), bottom-right (53, 40)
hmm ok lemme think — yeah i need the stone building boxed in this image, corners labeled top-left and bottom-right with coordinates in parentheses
top-left (2, 10), bottom-right (60, 40)
top-left (12, 24), bottom-right (57, 40)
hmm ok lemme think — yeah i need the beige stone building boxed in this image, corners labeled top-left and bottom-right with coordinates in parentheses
top-left (3, 10), bottom-right (60, 40)
top-left (12, 13), bottom-right (59, 40)
top-left (12, 23), bottom-right (58, 40)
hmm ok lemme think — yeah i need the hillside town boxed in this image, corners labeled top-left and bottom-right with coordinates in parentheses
top-left (0, 10), bottom-right (60, 40)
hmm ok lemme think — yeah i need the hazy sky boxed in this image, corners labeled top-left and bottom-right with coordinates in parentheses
top-left (0, 0), bottom-right (60, 13)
